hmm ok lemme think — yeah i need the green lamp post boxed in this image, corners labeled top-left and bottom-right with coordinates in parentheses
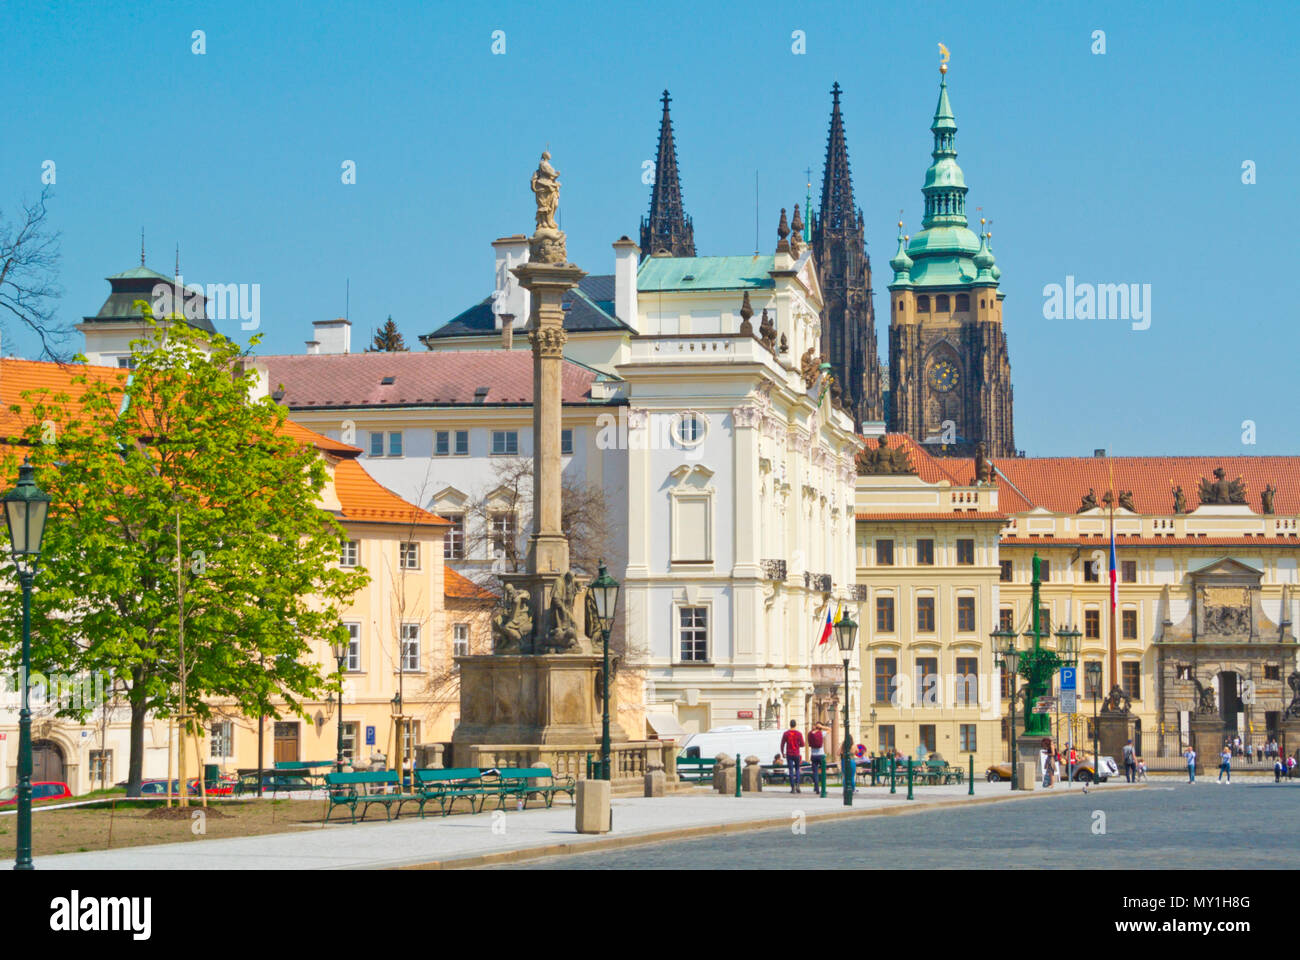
top-left (331, 634), bottom-right (348, 773)
top-left (3, 458), bottom-right (51, 871)
top-left (992, 627), bottom-right (1020, 790)
top-left (1087, 660), bottom-right (1103, 781)
top-left (1017, 555), bottom-right (1079, 739)
top-left (589, 561), bottom-right (620, 782)
top-left (834, 608), bottom-right (859, 806)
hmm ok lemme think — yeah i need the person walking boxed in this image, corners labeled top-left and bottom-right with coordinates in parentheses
top-left (1275, 755), bottom-right (1285, 783)
top-left (1184, 745), bottom-right (1197, 783)
top-left (1217, 745), bottom-right (1232, 784)
top-left (1122, 739), bottom-right (1137, 783)
top-left (780, 720), bottom-right (805, 794)
top-left (808, 722), bottom-right (827, 794)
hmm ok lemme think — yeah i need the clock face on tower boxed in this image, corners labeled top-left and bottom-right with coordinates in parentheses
top-left (928, 360), bottom-right (959, 393)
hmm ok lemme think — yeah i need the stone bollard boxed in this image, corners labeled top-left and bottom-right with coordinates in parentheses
top-left (742, 755), bottom-right (763, 793)
top-left (663, 742), bottom-right (679, 783)
top-left (644, 759), bottom-right (666, 797)
top-left (712, 753), bottom-right (737, 794)
top-left (576, 779), bottom-right (612, 833)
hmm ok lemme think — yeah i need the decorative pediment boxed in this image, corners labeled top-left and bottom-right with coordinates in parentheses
top-left (431, 485), bottom-right (468, 511)
top-left (668, 463), bottom-right (715, 490)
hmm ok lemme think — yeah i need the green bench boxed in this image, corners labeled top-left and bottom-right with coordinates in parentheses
top-left (675, 757), bottom-right (716, 783)
top-left (323, 771), bottom-right (423, 823)
top-left (492, 767), bottom-right (576, 810)
top-left (413, 767), bottom-right (492, 816)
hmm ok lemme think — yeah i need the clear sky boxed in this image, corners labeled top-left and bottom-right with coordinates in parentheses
top-left (5, 0), bottom-right (1295, 455)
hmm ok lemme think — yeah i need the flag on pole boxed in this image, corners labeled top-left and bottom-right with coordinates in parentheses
top-left (1107, 459), bottom-right (1117, 610)
top-left (818, 603), bottom-right (840, 645)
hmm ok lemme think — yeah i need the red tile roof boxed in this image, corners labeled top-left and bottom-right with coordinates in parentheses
top-left (857, 433), bottom-right (964, 485)
top-left (260, 351), bottom-right (606, 408)
top-left (331, 458), bottom-right (447, 527)
top-left (0, 357), bottom-right (127, 437)
top-left (444, 567), bottom-right (498, 600)
top-left (854, 511), bottom-right (1007, 522)
top-left (278, 417), bottom-right (363, 458)
top-left (938, 455), bottom-right (1300, 516)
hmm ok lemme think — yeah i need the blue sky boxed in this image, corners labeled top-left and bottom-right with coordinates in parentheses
top-left (5, 0), bottom-right (1295, 455)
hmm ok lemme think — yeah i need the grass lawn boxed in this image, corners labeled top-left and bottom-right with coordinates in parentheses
top-left (0, 798), bottom-right (327, 858)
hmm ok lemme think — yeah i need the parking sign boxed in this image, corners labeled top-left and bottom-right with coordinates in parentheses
top-left (1060, 667), bottom-right (1076, 692)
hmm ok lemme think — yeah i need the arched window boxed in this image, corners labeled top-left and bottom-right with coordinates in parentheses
top-left (935, 294), bottom-right (950, 312)
top-left (917, 295), bottom-right (930, 312)
top-left (956, 294), bottom-right (970, 312)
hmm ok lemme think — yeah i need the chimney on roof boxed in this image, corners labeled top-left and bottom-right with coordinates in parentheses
top-left (613, 236), bottom-right (640, 331)
top-left (305, 340), bottom-right (321, 355)
top-left (1094, 448), bottom-right (1106, 458)
top-left (313, 318), bottom-right (351, 354)
top-left (492, 235), bottom-right (530, 331)
top-left (500, 314), bottom-right (514, 351)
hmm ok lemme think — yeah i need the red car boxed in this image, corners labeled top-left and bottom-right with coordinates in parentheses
top-left (0, 781), bottom-right (73, 805)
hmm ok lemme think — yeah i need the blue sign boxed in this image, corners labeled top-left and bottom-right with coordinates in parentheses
top-left (365, 725), bottom-right (376, 746)
top-left (1060, 667), bottom-right (1076, 692)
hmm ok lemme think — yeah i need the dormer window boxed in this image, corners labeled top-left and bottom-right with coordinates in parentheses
top-left (380, 375), bottom-right (396, 385)
top-left (917, 296), bottom-right (930, 312)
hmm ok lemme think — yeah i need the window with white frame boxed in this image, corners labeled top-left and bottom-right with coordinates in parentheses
top-left (210, 721), bottom-right (234, 758)
top-left (345, 622), bottom-right (361, 671)
top-left (340, 539), bottom-right (359, 567)
top-left (370, 431), bottom-right (384, 457)
top-left (435, 430), bottom-right (451, 456)
top-left (678, 606), bottom-right (709, 662)
top-left (453, 623), bottom-right (470, 657)
top-left (400, 623), bottom-right (421, 671)
top-left (387, 431), bottom-right (403, 457)
top-left (89, 750), bottom-right (113, 784)
top-left (340, 722), bottom-right (358, 763)
top-left (443, 514), bottom-right (465, 560)
top-left (674, 412), bottom-right (705, 446)
top-left (454, 430), bottom-right (469, 456)
top-left (435, 430), bottom-right (470, 457)
top-left (399, 541), bottom-right (420, 569)
top-left (491, 430), bottom-right (519, 455)
top-left (491, 513), bottom-right (517, 555)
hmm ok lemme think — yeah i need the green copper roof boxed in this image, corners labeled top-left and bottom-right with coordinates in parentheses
top-left (637, 255), bottom-right (776, 292)
top-left (890, 71), bottom-right (997, 292)
top-left (106, 266), bottom-right (176, 282)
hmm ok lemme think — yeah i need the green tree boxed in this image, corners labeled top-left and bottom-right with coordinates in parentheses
top-left (369, 315), bottom-right (408, 352)
top-left (0, 310), bottom-right (368, 794)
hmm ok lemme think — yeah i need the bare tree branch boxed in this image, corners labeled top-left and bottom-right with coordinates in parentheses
top-left (0, 185), bottom-right (69, 360)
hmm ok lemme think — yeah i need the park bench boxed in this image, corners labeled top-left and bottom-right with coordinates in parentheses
top-left (413, 767), bottom-right (492, 816)
top-left (491, 767), bottom-right (577, 810)
top-left (323, 771), bottom-right (423, 823)
top-left (675, 757), bottom-right (717, 783)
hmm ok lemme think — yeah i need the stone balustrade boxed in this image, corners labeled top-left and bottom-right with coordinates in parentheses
top-left (456, 740), bottom-right (677, 784)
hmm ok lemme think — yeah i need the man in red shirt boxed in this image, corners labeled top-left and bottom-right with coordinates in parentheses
top-left (780, 720), bottom-right (805, 793)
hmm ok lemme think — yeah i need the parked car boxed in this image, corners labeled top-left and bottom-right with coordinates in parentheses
top-left (0, 781), bottom-right (73, 805)
top-left (985, 763), bottom-right (1013, 782)
top-left (1071, 756), bottom-right (1119, 782)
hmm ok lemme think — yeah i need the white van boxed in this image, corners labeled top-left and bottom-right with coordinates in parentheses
top-left (678, 726), bottom-right (784, 763)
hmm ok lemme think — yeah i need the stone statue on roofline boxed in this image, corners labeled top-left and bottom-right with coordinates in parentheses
top-left (1262, 483), bottom-right (1276, 515)
top-left (1078, 489), bottom-right (1099, 513)
top-left (1198, 467), bottom-right (1246, 506)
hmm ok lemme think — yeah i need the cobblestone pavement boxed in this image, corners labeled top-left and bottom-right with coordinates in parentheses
top-left (507, 779), bottom-right (1300, 869)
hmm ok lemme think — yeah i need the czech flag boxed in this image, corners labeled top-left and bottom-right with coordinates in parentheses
top-left (1108, 529), bottom-right (1118, 611)
top-left (819, 603), bottom-right (840, 645)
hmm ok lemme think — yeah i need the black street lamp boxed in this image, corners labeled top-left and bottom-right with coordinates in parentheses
top-left (992, 627), bottom-right (1020, 790)
top-left (589, 561), bottom-right (620, 781)
top-left (1087, 660), bottom-right (1103, 782)
top-left (331, 634), bottom-right (348, 773)
top-left (834, 608), bottom-right (859, 806)
top-left (3, 458), bottom-right (51, 871)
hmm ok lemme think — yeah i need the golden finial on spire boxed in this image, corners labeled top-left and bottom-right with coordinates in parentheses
top-left (938, 42), bottom-right (950, 74)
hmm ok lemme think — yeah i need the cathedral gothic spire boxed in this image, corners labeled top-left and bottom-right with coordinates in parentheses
top-left (811, 81), bottom-right (883, 428)
top-left (887, 62), bottom-right (1015, 458)
top-left (640, 90), bottom-right (696, 259)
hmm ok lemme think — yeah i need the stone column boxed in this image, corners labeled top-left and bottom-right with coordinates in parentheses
top-left (513, 260), bottom-right (586, 577)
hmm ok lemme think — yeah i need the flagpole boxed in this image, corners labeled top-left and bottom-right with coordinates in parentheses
top-left (1108, 457), bottom-right (1118, 691)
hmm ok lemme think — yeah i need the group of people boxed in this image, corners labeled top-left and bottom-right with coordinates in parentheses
top-left (1183, 740), bottom-right (1298, 783)
top-left (776, 720), bottom-right (880, 793)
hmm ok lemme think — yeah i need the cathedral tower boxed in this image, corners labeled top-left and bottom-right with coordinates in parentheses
top-left (887, 63), bottom-right (1014, 457)
top-left (640, 90), bottom-right (696, 259)
top-left (810, 82), bottom-right (882, 428)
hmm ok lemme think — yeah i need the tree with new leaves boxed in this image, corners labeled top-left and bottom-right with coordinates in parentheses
top-left (0, 309), bottom-right (368, 794)
top-left (369, 316), bottom-right (408, 352)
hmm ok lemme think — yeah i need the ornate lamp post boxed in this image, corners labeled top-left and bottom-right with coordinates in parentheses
top-left (331, 635), bottom-right (348, 773)
top-left (1056, 626), bottom-right (1081, 781)
top-left (834, 608), bottom-right (859, 806)
top-left (589, 561), bottom-right (620, 781)
top-left (1087, 660), bottom-right (1103, 779)
top-left (3, 458), bottom-right (51, 871)
top-left (992, 627), bottom-right (1020, 790)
